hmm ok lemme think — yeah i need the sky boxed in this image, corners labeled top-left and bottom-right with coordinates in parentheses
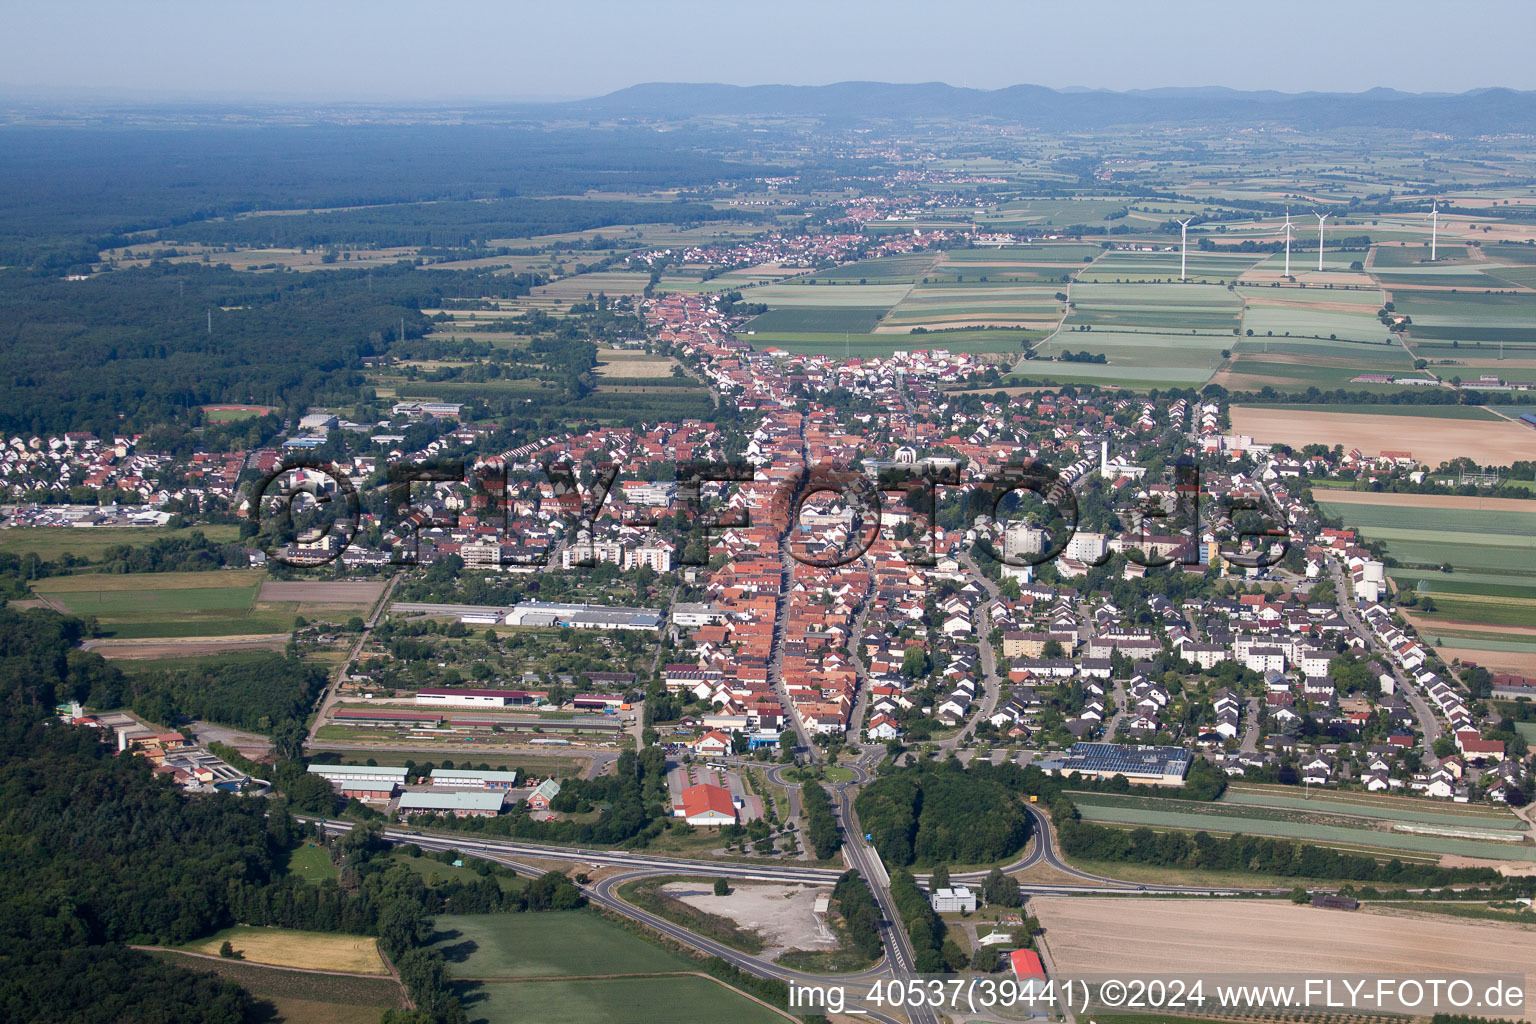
top-left (4, 0), bottom-right (1535, 103)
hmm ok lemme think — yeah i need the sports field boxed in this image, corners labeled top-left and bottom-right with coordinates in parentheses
top-left (181, 926), bottom-right (387, 974)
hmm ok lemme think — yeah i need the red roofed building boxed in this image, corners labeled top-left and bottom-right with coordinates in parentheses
top-left (679, 783), bottom-right (737, 825)
top-left (1010, 948), bottom-right (1045, 978)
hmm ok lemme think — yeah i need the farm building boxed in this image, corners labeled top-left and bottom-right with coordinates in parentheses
top-left (678, 783), bottom-right (738, 825)
top-left (1034, 742), bottom-right (1191, 786)
top-left (429, 768), bottom-right (519, 789)
top-left (527, 778), bottom-right (562, 811)
top-left (397, 790), bottom-right (505, 818)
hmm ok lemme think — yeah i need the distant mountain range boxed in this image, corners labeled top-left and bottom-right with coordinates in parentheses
top-left (549, 81), bottom-right (1536, 133)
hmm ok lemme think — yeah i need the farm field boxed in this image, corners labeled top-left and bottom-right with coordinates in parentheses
top-left (1238, 290), bottom-right (1393, 344)
top-left (1078, 249), bottom-right (1265, 284)
top-left (1395, 289), bottom-right (1536, 347)
top-left (811, 253), bottom-right (937, 282)
top-left (461, 977), bottom-right (787, 1024)
top-left (1229, 405), bottom-right (1536, 467)
top-left (180, 926), bottom-right (387, 974)
top-left (741, 306), bottom-right (889, 334)
top-left (1315, 493), bottom-right (1536, 633)
top-left (1031, 897), bottom-right (1536, 1016)
top-left (877, 280), bottom-right (1064, 331)
top-left (0, 523), bottom-right (241, 561)
top-left (1245, 402), bottom-right (1504, 420)
top-left (747, 329), bottom-right (1039, 358)
top-left (1220, 784), bottom-right (1522, 827)
top-left (431, 911), bottom-right (693, 979)
top-left (431, 912), bottom-right (788, 1024)
top-left (30, 569), bottom-right (298, 638)
top-left (1071, 794), bottom-right (1536, 861)
top-left (149, 952), bottom-right (406, 1024)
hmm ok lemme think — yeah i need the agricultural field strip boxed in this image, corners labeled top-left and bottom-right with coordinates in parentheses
top-left (1077, 791), bottom-right (1526, 830)
top-left (1072, 798), bottom-right (1536, 860)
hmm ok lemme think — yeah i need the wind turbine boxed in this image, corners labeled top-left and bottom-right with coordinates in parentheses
top-left (1278, 208), bottom-right (1294, 278)
top-left (1315, 211), bottom-right (1330, 272)
top-left (1429, 201), bottom-right (1439, 262)
top-left (1177, 218), bottom-right (1193, 281)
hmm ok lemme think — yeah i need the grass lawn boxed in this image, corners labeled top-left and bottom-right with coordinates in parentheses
top-left (285, 842), bottom-right (339, 884)
top-left (148, 951), bottom-right (405, 1024)
top-left (0, 524), bottom-right (241, 561)
top-left (392, 851), bottom-right (526, 891)
top-left (432, 911), bottom-right (693, 979)
top-left (180, 926), bottom-right (386, 974)
top-left (459, 976), bottom-right (789, 1024)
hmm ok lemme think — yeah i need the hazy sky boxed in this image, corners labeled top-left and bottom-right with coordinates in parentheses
top-left (5, 0), bottom-right (1535, 102)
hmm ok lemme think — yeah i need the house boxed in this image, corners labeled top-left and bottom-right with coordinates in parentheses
top-left (679, 783), bottom-right (737, 825)
top-left (693, 730), bottom-right (733, 757)
top-left (867, 714), bottom-right (902, 741)
top-left (527, 778), bottom-right (561, 811)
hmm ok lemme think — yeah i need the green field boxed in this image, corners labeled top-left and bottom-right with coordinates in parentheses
top-left (812, 253), bottom-right (937, 283)
top-left (741, 307), bottom-right (889, 333)
top-left (1073, 796), bottom-right (1536, 860)
top-left (433, 912), bottom-right (787, 1024)
top-left (31, 569), bottom-right (293, 638)
top-left (286, 842), bottom-right (339, 883)
top-left (748, 328), bottom-right (1040, 358)
top-left (1314, 499), bottom-right (1536, 586)
top-left (0, 524), bottom-right (241, 561)
top-left (461, 977), bottom-right (786, 1024)
top-left (879, 281), bottom-right (1065, 329)
top-left (1220, 788), bottom-right (1523, 828)
top-left (1078, 249), bottom-right (1266, 284)
top-left (432, 912), bottom-right (693, 979)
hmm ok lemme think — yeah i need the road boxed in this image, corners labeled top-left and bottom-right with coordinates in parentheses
top-left (946, 549), bottom-right (1006, 749)
top-left (306, 572), bottom-right (401, 748)
top-left (1326, 555), bottom-right (1442, 763)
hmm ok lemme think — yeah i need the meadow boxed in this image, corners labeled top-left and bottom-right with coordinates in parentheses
top-left (1077, 248), bottom-right (1266, 284)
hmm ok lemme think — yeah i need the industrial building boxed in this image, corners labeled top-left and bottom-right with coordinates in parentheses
top-left (397, 790), bottom-right (505, 818)
top-left (677, 782), bottom-right (738, 825)
top-left (930, 886), bottom-right (977, 913)
top-left (429, 768), bottom-right (519, 789)
top-left (306, 763), bottom-right (409, 799)
top-left (1033, 742), bottom-right (1192, 786)
top-left (502, 601), bottom-right (662, 631)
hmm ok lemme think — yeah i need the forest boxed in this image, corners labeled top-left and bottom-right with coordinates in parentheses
top-left (854, 761), bottom-right (1031, 867)
top-left (0, 125), bottom-right (773, 270)
top-left (0, 605), bottom-right (586, 1024)
top-left (169, 197), bottom-right (774, 249)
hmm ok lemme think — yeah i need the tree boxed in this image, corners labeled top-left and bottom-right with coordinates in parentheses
top-left (713, 877), bottom-right (731, 897)
top-left (218, 940), bottom-right (242, 959)
top-left (930, 863), bottom-right (950, 890)
top-left (982, 866), bottom-right (1022, 907)
top-left (1041, 639), bottom-right (1064, 659)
